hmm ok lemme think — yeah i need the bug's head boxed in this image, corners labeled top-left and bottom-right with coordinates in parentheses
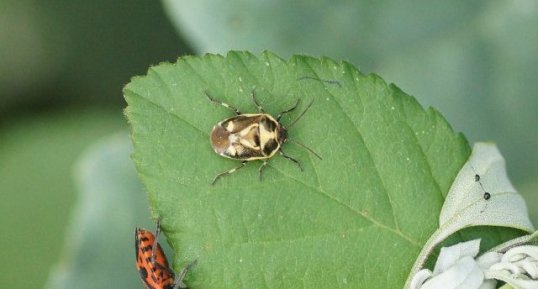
top-left (278, 127), bottom-right (289, 143)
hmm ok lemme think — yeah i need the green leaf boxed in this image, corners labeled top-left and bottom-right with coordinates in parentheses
top-left (124, 51), bottom-right (473, 289)
top-left (45, 133), bottom-right (149, 289)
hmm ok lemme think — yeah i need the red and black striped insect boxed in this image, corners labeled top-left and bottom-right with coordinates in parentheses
top-left (206, 90), bottom-right (321, 185)
top-left (135, 219), bottom-right (194, 289)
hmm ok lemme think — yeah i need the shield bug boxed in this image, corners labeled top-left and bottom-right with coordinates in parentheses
top-left (206, 90), bottom-right (321, 185)
top-left (135, 219), bottom-right (196, 289)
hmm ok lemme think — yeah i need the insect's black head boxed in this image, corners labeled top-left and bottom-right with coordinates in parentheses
top-left (279, 127), bottom-right (289, 143)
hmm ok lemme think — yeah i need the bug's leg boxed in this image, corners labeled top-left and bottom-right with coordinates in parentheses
top-left (149, 219), bottom-right (177, 276)
top-left (173, 260), bottom-right (198, 289)
top-left (276, 99), bottom-right (300, 121)
top-left (258, 160), bottom-right (268, 181)
top-left (205, 91), bottom-right (241, 115)
top-left (150, 218), bottom-right (162, 264)
top-left (250, 90), bottom-right (265, 113)
top-left (211, 161), bottom-right (247, 185)
top-left (279, 150), bottom-right (303, 171)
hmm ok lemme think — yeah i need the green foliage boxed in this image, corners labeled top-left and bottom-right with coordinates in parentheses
top-left (124, 51), bottom-right (473, 288)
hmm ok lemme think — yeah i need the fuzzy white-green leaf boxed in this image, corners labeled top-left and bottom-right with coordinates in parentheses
top-left (406, 143), bottom-right (535, 288)
top-left (439, 143), bottom-right (534, 233)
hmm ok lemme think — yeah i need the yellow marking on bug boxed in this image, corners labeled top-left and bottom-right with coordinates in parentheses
top-left (228, 134), bottom-right (239, 143)
top-left (238, 123), bottom-right (258, 137)
top-left (226, 144), bottom-right (237, 156)
top-left (237, 125), bottom-right (259, 149)
top-left (238, 138), bottom-right (250, 148)
top-left (259, 126), bottom-right (276, 149)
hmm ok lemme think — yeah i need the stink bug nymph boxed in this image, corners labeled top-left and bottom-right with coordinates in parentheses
top-left (207, 90), bottom-right (321, 185)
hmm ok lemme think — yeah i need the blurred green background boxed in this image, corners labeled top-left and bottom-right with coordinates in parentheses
top-left (1, 1), bottom-right (536, 289)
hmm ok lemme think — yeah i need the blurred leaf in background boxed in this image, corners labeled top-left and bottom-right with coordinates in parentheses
top-left (0, 110), bottom-right (125, 289)
top-left (44, 133), bottom-right (151, 289)
top-left (0, 0), bottom-right (190, 115)
top-left (162, 0), bottom-right (538, 222)
top-left (0, 0), bottom-right (65, 110)
top-left (1, 0), bottom-right (191, 288)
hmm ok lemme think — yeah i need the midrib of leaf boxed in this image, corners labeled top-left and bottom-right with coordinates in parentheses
top-left (270, 163), bottom-right (422, 247)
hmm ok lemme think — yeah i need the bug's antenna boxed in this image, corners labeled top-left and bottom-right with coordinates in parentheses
top-left (286, 99), bottom-right (314, 129)
top-left (173, 260), bottom-right (198, 289)
top-left (288, 139), bottom-right (322, 160)
top-left (297, 76), bottom-right (342, 87)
